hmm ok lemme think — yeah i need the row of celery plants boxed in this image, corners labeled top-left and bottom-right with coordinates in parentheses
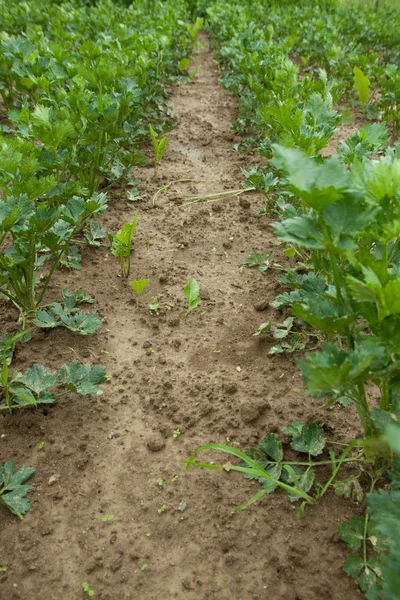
top-left (0, 0), bottom-right (194, 517)
top-left (185, 1), bottom-right (400, 598)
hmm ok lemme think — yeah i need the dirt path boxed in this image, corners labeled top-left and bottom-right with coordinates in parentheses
top-left (1, 36), bottom-right (362, 600)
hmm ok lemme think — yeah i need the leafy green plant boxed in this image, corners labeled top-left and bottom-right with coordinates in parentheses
top-left (129, 279), bottom-right (150, 304)
top-left (183, 276), bottom-right (201, 317)
top-left (0, 358), bottom-right (106, 414)
top-left (187, 17), bottom-right (204, 46)
top-left (82, 582), bottom-right (95, 598)
top-left (101, 515), bottom-right (114, 522)
top-left (0, 462), bottom-right (36, 518)
top-left (244, 251), bottom-right (281, 272)
top-left (0, 192), bottom-right (108, 317)
top-left (110, 212), bottom-right (139, 278)
top-left (149, 298), bottom-right (159, 316)
top-left (33, 288), bottom-right (101, 335)
top-left (149, 125), bottom-right (168, 178)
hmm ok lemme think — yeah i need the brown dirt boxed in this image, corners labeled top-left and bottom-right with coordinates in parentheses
top-left (1, 36), bottom-right (364, 600)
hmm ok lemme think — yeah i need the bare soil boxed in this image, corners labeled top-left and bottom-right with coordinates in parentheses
top-left (1, 37), bottom-right (364, 600)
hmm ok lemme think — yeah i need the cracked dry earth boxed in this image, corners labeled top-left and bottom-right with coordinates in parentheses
top-left (1, 36), bottom-right (363, 600)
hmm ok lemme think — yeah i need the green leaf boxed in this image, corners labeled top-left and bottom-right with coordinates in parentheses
top-left (272, 145), bottom-right (348, 211)
top-left (353, 67), bottom-right (370, 105)
top-left (19, 364), bottom-right (58, 394)
top-left (343, 553), bottom-right (364, 578)
top-left (259, 433), bottom-right (283, 462)
top-left (130, 279), bottom-right (150, 295)
top-left (288, 468), bottom-right (315, 502)
top-left (338, 516), bottom-right (365, 550)
top-left (183, 276), bottom-right (201, 315)
top-left (0, 462), bottom-right (36, 517)
top-left (33, 304), bottom-right (102, 335)
top-left (178, 58), bottom-right (190, 70)
top-left (59, 360), bottom-right (106, 396)
top-left (286, 422), bottom-right (327, 456)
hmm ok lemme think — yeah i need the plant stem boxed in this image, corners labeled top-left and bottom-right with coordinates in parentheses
top-left (316, 439), bottom-right (361, 499)
top-left (380, 379), bottom-right (391, 412)
top-left (329, 250), bottom-right (343, 305)
top-left (355, 382), bottom-right (378, 438)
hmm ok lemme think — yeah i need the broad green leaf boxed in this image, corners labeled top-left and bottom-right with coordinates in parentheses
top-left (288, 468), bottom-right (315, 502)
top-left (130, 279), bottom-right (150, 295)
top-left (178, 58), bottom-right (190, 70)
top-left (19, 364), bottom-right (58, 394)
top-left (353, 67), bottom-right (370, 105)
top-left (288, 422), bottom-right (326, 456)
top-left (183, 276), bottom-right (201, 314)
top-left (0, 461), bottom-right (36, 517)
top-left (338, 516), bottom-right (365, 550)
top-left (343, 553), bottom-right (364, 578)
top-left (259, 433), bottom-right (283, 462)
top-left (59, 360), bottom-right (106, 396)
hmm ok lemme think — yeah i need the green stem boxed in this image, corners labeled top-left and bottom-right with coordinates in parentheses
top-left (355, 382), bottom-right (377, 438)
top-left (316, 439), bottom-right (361, 499)
top-left (380, 379), bottom-right (391, 412)
top-left (329, 250), bottom-right (343, 305)
top-left (381, 242), bottom-right (388, 268)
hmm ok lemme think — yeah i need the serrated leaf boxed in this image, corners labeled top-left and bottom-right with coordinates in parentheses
top-left (0, 462), bottom-right (35, 517)
top-left (289, 422), bottom-right (326, 456)
top-left (283, 420), bottom-right (304, 437)
top-left (19, 364), bottom-right (58, 394)
top-left (338, 516), bottom-right (365, 550)
top-left (59, 360), bottom-right (106, 396)
top-left (343, 553), bottom-right (364, 578)
top-left (259, 433), bottom-right (283, 462)
top-left (288, 468), bottom-right (315, 502)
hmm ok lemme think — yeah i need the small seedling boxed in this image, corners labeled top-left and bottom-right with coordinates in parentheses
top-left (149, 124), bottom-right (168, 178)
top-left (149, 298), bottom-right (160, 315)
top-left (173, 429), bottom-right (182, 439)
top-left (82, 582), bottom-right (95, 597)
top-left (145, 532), bottom-right (151, 537)
top-left (101, 515), bottom-right (115, 522)
top-left (178, 501), bottom-right (187, 512)
top-left (158, 504), bottom-right (167, 514)
top-left (114, 385), bottom-right (124, 393)
top-left (110, 212), bottom-right (139, 278)
top-left (187, 17), bottom-right (203, 46)
top-left (171, 475), bottom-right (179, 482)
top-left (141, 564), bottom-right (148, 571)
top-left (38, 441), bottom-right (45, 450)
top-left (244, 251), bottom-right (281, 272)
top-left (100, 349), bottom-right (110, 355)
top-left (183, 276), bottom-right (201, 317)
top-left (156, 478), bottom-right (164, 487)
top-left (130, 279), bottom-right (150, 305)
top-left (0, 567), bottom-right (7, 572)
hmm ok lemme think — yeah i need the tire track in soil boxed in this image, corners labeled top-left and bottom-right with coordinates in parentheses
top-left (1, 35), bottom-right (362, 600)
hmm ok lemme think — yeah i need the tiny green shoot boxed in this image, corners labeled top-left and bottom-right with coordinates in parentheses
top-left (183, 276), bottom-right (201, 317)
top-left (149, 298), bottom-right (159, 315)
top-left (101, 515), bottom-right (115, 522)
top-left (156, 478), bottom-right (164, 487)
top-left (173, 429), bottom-right (182, 439)
top-left (38, 441), bottom-right (45, 450)
top-left (82, 582), bottom-right (95, 597)
top-left (149, 124), bottom-right (168, 178)
top-left (158, 504), bottom-right (167, 514)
